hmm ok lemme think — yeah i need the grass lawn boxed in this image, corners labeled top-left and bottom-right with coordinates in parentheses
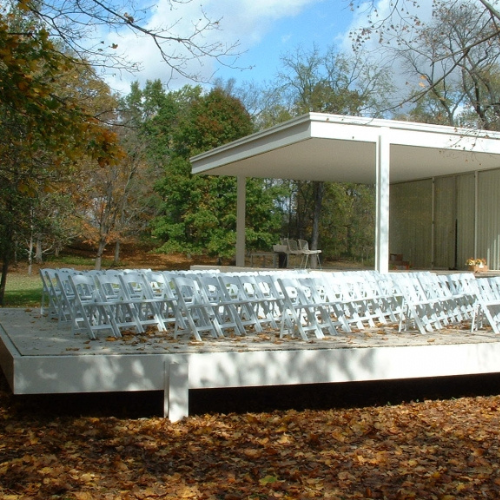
top-left (4, 273), bottom-right (43, 308)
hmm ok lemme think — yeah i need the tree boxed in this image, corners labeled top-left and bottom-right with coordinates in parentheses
top-left (350, 0), bottom-right (500, 115)
top-left (149, 85), bottom-right (283, 261)
top-left (0, 6), bottom-right (123, 304)
top-left (388, 1), bottom-right (500, 130)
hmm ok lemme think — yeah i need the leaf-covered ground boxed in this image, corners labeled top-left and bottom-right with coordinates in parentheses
top-left (2, 371), bottom-right (500, 499)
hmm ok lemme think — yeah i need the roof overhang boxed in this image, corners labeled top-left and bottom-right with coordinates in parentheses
top-left (191, 113), bottom-right (500, 184)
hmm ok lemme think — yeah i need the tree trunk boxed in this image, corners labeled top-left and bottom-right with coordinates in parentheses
top-left (310, 181), bottom-right (324, 269)
top-left (95, 239), bottom-right (107, 270)
top-left (35, 237), bottom-right (44, 264)
top-left (0, 259), bottom-right (9, 307)
top-left (114, 239), bottom-right (121, 265)
top-left (0, 221), bottom-right (14, 306)
top-left (27, 231), bottom-right (34, 276)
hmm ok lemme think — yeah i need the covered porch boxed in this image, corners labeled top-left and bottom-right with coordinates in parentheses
top-left (191, 113), bottom-right (500, 272)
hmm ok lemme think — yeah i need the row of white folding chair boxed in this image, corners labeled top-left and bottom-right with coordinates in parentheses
top-left (357, 271), bottom-right (405, 323)
top-left (67, 272), bottom-right (165, 338)
top-left (471, 276), bottom-right (500, 333)
top-left (413, 272), bottom-right (465, 326)
top-left (55, 269), bottom-right (183, 339)
top-left (389, 272), bottom-right (451, 333)
top-left (308, 272), bottom-right (399, 333)
top-left (389, 272), bottom-right (479, 334)
top-left (437, 273), bottom-right (478, 323)
top-left (276, 275), bottom-right (343, 340)
top-left (267, 271), bottom-right (409, 340)
top-left (170, 273), bottom-right (284, 341)
top-left (327, 272), bottom-right (392, 329)
top-left (40, 268), bottom-right (82, 324)
top-left (141, 270), bottom-right (259, 340)
top-left (417, 272), bottom-right (479, 328)
top-left (99, 271), bottom-right (169, 334)
top-left (69, 274), bottom-right (122, 339)
top-left (40, 268), bottom-right (156, 321)
top-left (41, 268), bottom-right (284, 340)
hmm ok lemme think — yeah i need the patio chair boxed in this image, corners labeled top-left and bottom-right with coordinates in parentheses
top-left (298, 239), bottom-right (322, 269)
top-left (285, 238), bottom-right (304, 268)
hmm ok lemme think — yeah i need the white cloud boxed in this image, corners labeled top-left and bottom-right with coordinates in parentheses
top-left (106, 0), bottom-right (323, 92)
top-left (103, 0), bottom-right (323, 95)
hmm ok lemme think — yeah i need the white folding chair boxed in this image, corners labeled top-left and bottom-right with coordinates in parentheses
top-left (196, 275), bottom-right (245, 335)
top-left (276, 276), bottom-right (333, 340)
top-left (172, 276), bottom-right (223, 340)
top-left (39, 268), bottom-right (61, 319)
top-left (416, 272), bottom-right (460, 326)
top-left (445, 273), bottom-right (479, 322)
top-left (253, 273), bottom-right (285, 323)
top-left (217, 275), bottom-right (264, 334)
top-left (143, 271), bottom-right (179, 331)
top-left (119, 271), bottom-right (167, 332)
top-left (68, 274), bottom-right (120, 339)
top-left (472, 277), bottom-right (500, 333)
top-left (320, 273), bottom-right (368, 332)
top-left (95, 273), bottom-right (145, 335)
top-left (390, 273), bottom-right (444, 333)
top-left (236, 274), bottom-right (279, 331)
top-left (40, 268), bottom-right (78, 323)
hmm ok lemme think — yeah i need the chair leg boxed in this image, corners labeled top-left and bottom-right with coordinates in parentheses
top-left (315, 253), bottom-right (321, 269)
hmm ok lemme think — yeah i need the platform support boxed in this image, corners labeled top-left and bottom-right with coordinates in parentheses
top-left (164, 359), bottom-right (189, 421)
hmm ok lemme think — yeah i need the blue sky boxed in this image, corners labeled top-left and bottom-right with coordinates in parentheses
top-left (106, 0), bottom-right (362, 94)
top-left (212, 2), bottom-right (356, 85)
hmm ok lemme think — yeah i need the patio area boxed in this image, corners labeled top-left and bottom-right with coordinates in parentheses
top-left (2, 300), bottom-right (500, 421)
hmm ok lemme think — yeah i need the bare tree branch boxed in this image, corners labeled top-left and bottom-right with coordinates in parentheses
top-left (23, 0), bottom-right (241, 81)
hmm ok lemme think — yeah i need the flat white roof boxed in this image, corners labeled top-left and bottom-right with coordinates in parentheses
top-left (191, 113), bottom-right (500, 183)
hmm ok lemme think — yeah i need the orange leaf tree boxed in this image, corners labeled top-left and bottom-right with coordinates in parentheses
top-left (0, 6), bottom-right (123, 304)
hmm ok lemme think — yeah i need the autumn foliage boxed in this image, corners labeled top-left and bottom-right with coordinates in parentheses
top-left (2, 368), bottom-right (500, 499)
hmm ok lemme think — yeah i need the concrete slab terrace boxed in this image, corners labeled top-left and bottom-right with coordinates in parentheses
top-left (1, 308), bottom-right (500, 421)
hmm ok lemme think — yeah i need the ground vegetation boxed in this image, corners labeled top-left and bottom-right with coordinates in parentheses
top-left (2, 366), bottom-right (500, 499)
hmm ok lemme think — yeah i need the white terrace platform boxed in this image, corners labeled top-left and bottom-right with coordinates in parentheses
top-left (2, 307), bottom-right (500, 421)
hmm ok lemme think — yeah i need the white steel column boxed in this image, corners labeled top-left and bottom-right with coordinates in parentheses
top-left (474, 171), bottom-right (478, 259)
top-left (375, 129), bottom-right (390, 273)
top-left (236, 176), bottom-right (246, 267)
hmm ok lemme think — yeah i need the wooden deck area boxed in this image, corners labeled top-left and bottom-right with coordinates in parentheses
top-left (2, 307), bottom-right (500, 421)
